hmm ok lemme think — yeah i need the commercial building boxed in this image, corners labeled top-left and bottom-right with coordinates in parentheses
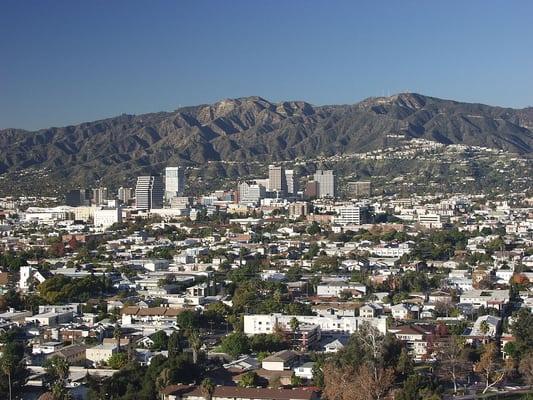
top-left (93, 207), bottom-right (122, 230)
top-left (304, 181), bottom-right (319, 199)
top-left (285, 169), bottom-right (297, 196)
top-left (335, 205), bottom-right (363, 225)
top-left (92, 187), bottom-right (108, 206)
top-left (417, 213), bottom-right (444, 229)
top-left (25, 311), bottom-right (73, 327)
top-left (289, 202), bottom-right (312, 218)
top-left (117, 187), bottom-right (133, 204)
top-left (65, 189), bottom-right (88, 207)
top-left (244, 313), bottom-right (387, 336)
top-left (268, 165), bottom-right (287, 197)
top-left (135, 176), bottom-right (164, 210)
top-left (238, 181), bottom-right (266, 205)
top-left (314, 170), bottom-right (336, 198)
top-left (165, 167), bottom-right (186, 200)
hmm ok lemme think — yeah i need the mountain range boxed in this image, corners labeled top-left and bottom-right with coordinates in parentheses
top-left (1, 93), bottom-right (532, 192)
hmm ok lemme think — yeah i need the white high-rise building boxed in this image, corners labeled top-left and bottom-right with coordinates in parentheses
top-left (314, 170), bottom-right (336, 198)
top-left (165, 167), bottom-right (185, 200)
top-left (285, 170), bottom-right (297, 196)
top-left (135, 176), bottom-right (164, 210)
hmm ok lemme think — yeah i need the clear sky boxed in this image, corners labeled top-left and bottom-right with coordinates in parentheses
top-left (1, 0), bottom-right (532, 130)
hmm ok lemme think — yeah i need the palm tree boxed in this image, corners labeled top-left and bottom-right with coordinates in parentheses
top-left (0, 353), bottom-right (14, 400)
top-left (479, 320), bottom-right (490, 336)
top-left (44, 356), bottom-right (70, 399)
top-left (155, 368), bottom-right (171, 393)
top-left (289, 317), bottom-right (300, 348)
top-left (50, 381), bottom-right (73, 400)
top-left (113, 324), bottom-right (122, 350)
top-left (188, 330), bottom-right (202, 365)
top-left (200, 378), bottom-right (215, 400)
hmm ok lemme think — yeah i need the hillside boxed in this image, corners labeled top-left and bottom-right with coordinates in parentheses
top-left (0, 93), bottom-right (532, 194)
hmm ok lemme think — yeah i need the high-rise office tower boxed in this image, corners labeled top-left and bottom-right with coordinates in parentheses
top-left (314, 170), bottom-right (336, 198)
top-left (285, 169), bottom-right (297, 196)
top-left (165, 167), bottom-right (185, 200)
top-left (117, 187), bottom-right (134, 204)
top-left (135, 176), bottom-right (164, 210)
top-left (92, 187), bottom-right (108, 206)
top-left (304, 181), bottom-right (319, 200)
top-left (268, 165), bottom-right (287, 197)
top-left (65, 189), bottom-right (87, 206)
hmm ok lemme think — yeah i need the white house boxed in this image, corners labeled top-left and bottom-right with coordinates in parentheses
top-left (391, 303), bottom-right (411, 320)
top-left (316, 281), bottom-right (366, 298)
top-left (86, 344), bottom-right (118, 364)
top-left (294, 362), bottom-right (315, 380)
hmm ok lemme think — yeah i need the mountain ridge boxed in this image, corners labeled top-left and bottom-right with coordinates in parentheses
top-left (1, 93), bottom-right (532, 191)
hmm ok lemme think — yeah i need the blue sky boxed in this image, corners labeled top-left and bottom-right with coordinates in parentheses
top-left (1, 0), bottom-right (532, 130)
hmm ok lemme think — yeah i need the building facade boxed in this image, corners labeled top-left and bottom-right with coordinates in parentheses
top-left (314, 170), bottom-right (336, 198)
top-left (135, 176), bottom-right (164, 210)
top-left (165, 167), bottom-right (186, 200)
top-left (268, 165), bottom-right (287, 197)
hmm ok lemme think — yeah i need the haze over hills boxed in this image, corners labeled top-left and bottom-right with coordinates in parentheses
top-left (1, 93), bottom-right (532, 192)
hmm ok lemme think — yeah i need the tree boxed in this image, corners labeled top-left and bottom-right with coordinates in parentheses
top-left (434, 335), bottom-right (469, 394)
top-left (291, 373), bottom-right (303, 386)
top-left (0, 340), bottom-right (28, 400)
top-left (289, 317), bottom-right (300, 347)
top-left (0, 351), bottom-right (14, 400)
top-left (475, 342), bottom-right (506, 394)
top-left (323, 323), bottom-right (397, 400)
top-left (250, 334), bottom-right (287, 353)
top-left (107, 352), bottom-right (128, 369)
top-left (396, 348), bottom-right (414, 378)
top-left (167, 331), bottom-right (182, 359)
top-left (187, 330), bottom-right (202, 364)
top-left (200, 378), bottom-right (215, 400)
top-left (396, 373), bottom-right (441, 400)
top-left (150, 330), bottom-right (169, 351)
top-left (306, 222), bottom-right (321, 236)
top-left (289, 317), bottom-right (300, 333)
top-left (44, 355), bottom-right (70, 383)
top-left (50, 381), bottom-right (73, 400)
top-left (479, 320), bottom-right (490, 336)
top-left (323, 363), bottom-right (394, 400)
top-left (238, 371), bottom-right (259, 388)
top-left (219, 332), bottom-right (250, 358)
top-left (177, 310), bottom-right (201, 332)
top-left (203, 302), bottom-right (231, 328)
top-left (519, 352), bottom-right (533, 386)
top-left (312, 361), bottom-right (324, 388)
top-left (113, 324), bottom-right (122, 350)
top-left (511, 309), bottom-right (533, 357)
